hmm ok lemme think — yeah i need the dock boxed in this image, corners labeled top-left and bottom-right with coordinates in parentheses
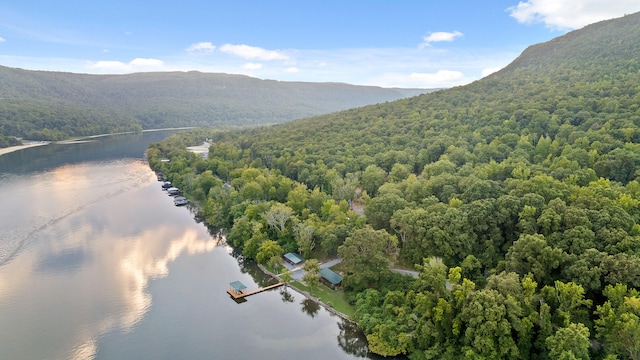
top-left (227, 281), bottom-right (284, 299)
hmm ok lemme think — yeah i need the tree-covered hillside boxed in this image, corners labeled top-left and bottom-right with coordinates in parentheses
top-left (0, 67), bottom-right (431, 141)
top-left (148, 13), bottom-right (640, 359)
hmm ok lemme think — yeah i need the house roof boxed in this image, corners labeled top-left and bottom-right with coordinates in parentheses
top-left (319, 268), bottom-right (343, 285)
top-left (229, 281), bottom-right (247, 291)
top-left (283, 252), bottom-right (305, 264)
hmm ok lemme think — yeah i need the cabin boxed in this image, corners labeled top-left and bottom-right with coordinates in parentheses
top-left (283, 252), bottom-right (305, 266)
top-left (319, 267), bottom-right (343, 288)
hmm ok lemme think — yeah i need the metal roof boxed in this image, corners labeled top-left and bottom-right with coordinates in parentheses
top-left (319, 268), bottom-right (343, 285)
top-left (229, 281), bottom-right (247, 291)
top-left (283, 252), bottom-right (305, 264)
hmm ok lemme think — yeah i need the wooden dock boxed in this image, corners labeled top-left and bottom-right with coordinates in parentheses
top-left (227, 282), bottom-right (284, 299)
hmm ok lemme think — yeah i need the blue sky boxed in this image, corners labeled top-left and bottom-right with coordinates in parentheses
top-left (1, 0), bottom-right (639, 88)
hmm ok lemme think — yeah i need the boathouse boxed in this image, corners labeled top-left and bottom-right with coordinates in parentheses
top-left (227, 281), bottom-right (284, 300)
top-left (228, 281), bottom-right (247, 297)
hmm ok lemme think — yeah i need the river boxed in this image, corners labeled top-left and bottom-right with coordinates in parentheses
top-left (0, 131), bottom-right (373, 360)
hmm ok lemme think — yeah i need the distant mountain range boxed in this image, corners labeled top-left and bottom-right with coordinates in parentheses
top-left (0, 66), bottom-right (434, 140)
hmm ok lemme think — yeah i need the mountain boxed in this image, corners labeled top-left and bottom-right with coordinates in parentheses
top-left (147, 12), bottom-right (640, 359)
top-left (213, 12), bottom-right (640, 175)
top-left (0, 67), bottom-right (433, 140)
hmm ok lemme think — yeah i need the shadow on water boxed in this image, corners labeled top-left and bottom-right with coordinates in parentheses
top-left (337, 320), bottom-right (371, 358)
top-left (280, 288), bottom-right (295, 303)
top-left (300, 298), bottom-right (321, 318)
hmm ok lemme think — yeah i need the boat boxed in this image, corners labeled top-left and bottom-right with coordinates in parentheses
top-left (174, 196), bottom-right (188, 206)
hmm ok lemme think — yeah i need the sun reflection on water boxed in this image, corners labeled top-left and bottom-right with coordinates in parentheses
top-left (0, 160), bottom-right (221, 360)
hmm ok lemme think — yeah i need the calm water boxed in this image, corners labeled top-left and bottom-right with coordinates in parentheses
top-left (0, 132), bottom-right (371, 360)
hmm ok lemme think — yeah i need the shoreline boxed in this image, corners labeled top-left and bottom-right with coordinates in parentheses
top-left (257, 263), bottom-right (356, 324)
top-left (0, 127), bottom-right (198, 158)
top-left (0, 141), bottom-right (50, 157)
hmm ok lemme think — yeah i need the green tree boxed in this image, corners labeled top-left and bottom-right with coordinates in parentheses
top-left (256, 240), bottom-right (284, 265)
top-left (364, 192), bottom-right (409, 230)
top-left (595, 284), bottom-right (640, 360)
top-left (280, 268), bottom-right (293, 285)
top-left (362, 165), bottom-right (386, 197)
top-left (459, 289), bottom-right (521, 359)
top-left (545, 323), bottom-right (591, 360)
top-left (302, 259), bottom-right (321, 293)
top-left (505, 233), bottom-right (566, 285)
top-left (294, 220), bottom-right (315, 258)
top-left (338, 227), bottom-right (398, 290)
top-left (262, 202), bottom-right (293, 235)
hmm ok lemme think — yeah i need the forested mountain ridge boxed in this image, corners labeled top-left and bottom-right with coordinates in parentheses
top-left (0, 66), bottom-right (432, 141)
top-left (148, 12), bottom-right (640, 359)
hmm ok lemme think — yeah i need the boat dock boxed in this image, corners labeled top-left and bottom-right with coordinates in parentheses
top-left (227, 281), bottom-right (284, 299)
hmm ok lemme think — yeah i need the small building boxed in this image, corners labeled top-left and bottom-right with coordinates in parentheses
top-left (319, 267), bottom-right (343, 288)
top-left (228, 281), bottom-right (247, 297)
top-left (283, 252), bottom-right (305, 266)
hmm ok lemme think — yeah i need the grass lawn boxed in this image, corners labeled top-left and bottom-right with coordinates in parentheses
top-left (290, 280), bottom-right (356, 319)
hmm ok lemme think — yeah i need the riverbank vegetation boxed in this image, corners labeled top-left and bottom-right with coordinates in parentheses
top-left (147, 13), bottom-right (640, 359)
top-left (0, 134), bottom-right (21, 148)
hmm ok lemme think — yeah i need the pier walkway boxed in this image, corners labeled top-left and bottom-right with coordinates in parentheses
top-left (227, 282), bottom-right (284, 299)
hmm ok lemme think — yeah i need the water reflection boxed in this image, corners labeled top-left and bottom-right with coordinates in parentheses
top-left (337, 321), bottom-right (372, 358)
top-left (0, 160), bottom-right (220, 360)
top-left (280, 287), bottom-right (295, 303)
top-left (0, 131), bottom-right (376, 360)
top-left (301, 298), bottom-right (321, 318)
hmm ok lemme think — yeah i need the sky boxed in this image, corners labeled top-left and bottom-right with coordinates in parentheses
top-left (1, 0), bottom-right (640, 89)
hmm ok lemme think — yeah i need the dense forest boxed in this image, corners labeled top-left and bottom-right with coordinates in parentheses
top-left (0, 66), bottom-right (430, 143)
top-left (147, 13), bottom-right (640, 360)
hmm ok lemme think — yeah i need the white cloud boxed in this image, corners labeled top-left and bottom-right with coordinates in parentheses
top-left (374, 70), bottom-right (467, 88)
top-left (243, 62), bottom-right (262, 70)
top-left (507, 0), bottom-right (640, 29)
top-left (86, 60), bottom-right (130, 72)
top-left (86, 58), bottom-right (164, 72)
top-left (130, 58), bottom-right (164, 67)
top-left (482, 66), bottom-right (503, 77)
top-left (409, 70), bottom-right (465, 85)
top-left (0, 37), bottom-right (5, 42)
top-left (186, 42), bottom-right (215, 53)
top-left (219, 44), bottom-right (289, 60)
top-left (421, 31), bottom-right (463, 47)
top-left (284, 67), bottom-right (300, 73)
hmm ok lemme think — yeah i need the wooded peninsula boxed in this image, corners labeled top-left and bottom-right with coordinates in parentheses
top-left (147, 13), bottom-right (640, 359)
